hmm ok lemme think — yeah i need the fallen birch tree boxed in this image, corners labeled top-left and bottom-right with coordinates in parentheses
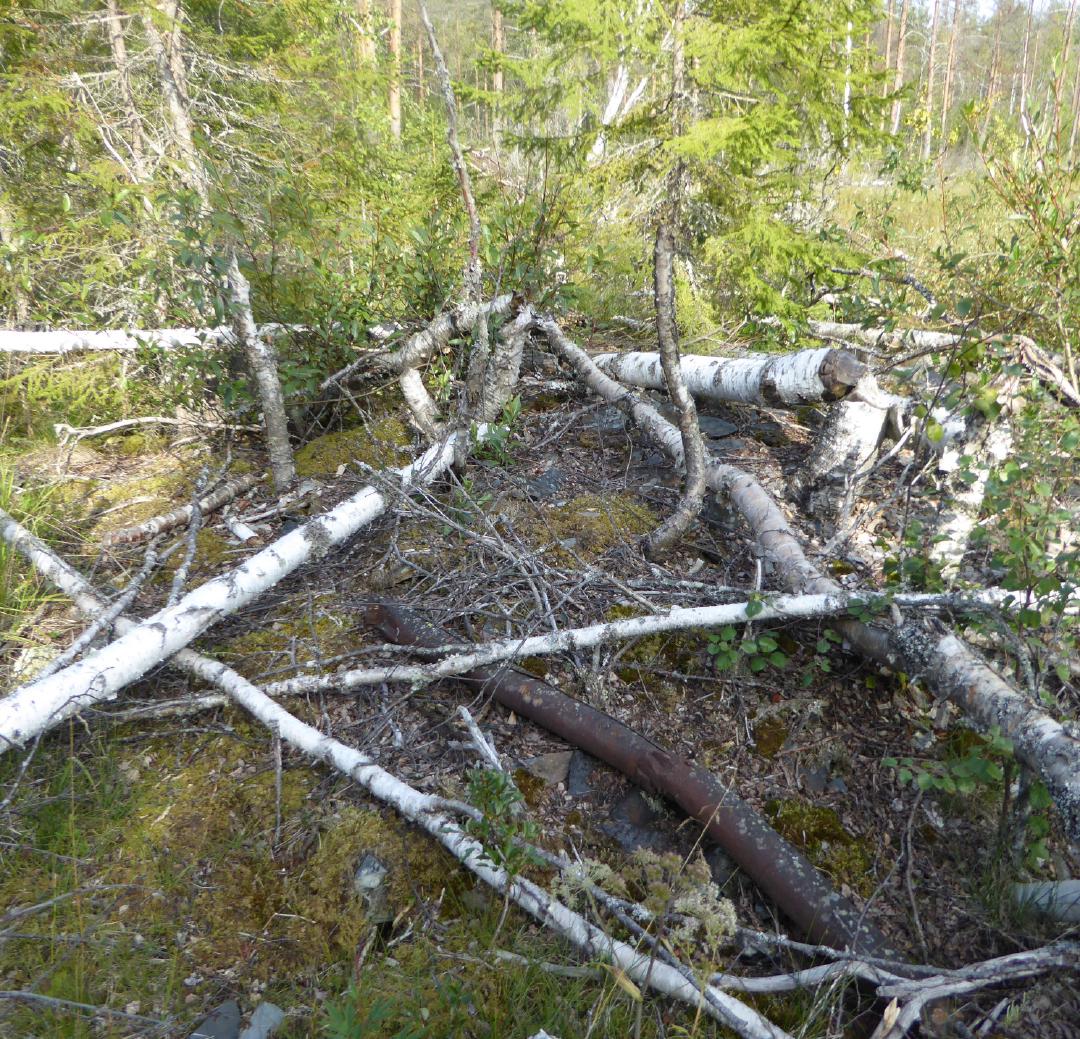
top-left (0, 506), bottom-right (792, 1039)
top-left (594, 346), bottom-right (876, 407)
top-left (263, 589), bottom-right (1026, 697)
top-left (0, 429), bottom-right (481, 750)
top-left (804, 320), bottom-right (1080, 408)
top-left (542, 316), bottom-right (1080, 843)
top-left (0, 324), bottom-right (296, 355)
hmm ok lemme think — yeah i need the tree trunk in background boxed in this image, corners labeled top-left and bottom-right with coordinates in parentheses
top-left (142, 0), bottom-right (207, 201)
top-left (492, 4), bottom-right (504, 143)
top-left (104, 0), bottom-right (150, 182)
top-left (355, 0), bottom-right (375, 63)
top-left (144, 1), bottom-right (295, 487)
top-left (843, 19), bottom-right (852, 145)
top-left (1020, 0), bottom-right (1035, 139)
top-left (1054, 0), bottom-right (1078, 140)
top-left (881, 0), bottom-right (895, 131)
top-left (922, 0), bottom-right (942, 160)
top-left (1071, 33), bottom-right (1080, 160)
top-left (0, 203), bottom-right (29, 326)
top-left (983, 4), bottom-right (1002, 133)
top-left (389, 0), bottom-right (402, 139)
top-left (940, 0), bottom-right (961, 141)
top-left (889, 0), bottom-right (909, 135)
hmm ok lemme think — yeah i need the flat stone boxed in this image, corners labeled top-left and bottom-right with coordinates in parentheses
top-left (522, 750), bottom-right (573, 786)
top-left (600, 789), bottom-right (668, 852)
top-left (590, 405), bottom-right (627, 435)
top-left (189, 1000), bottom-right (241, 1039)
top-left (802, 765), bottom-right (830, 795)
top-left (239, 1003), bottom-right (285, 1039)
top-left (698, 416), bottom-right (738, 439)
top-left (525, 466), bottom-right (566, 500)
top-left (566, 750), bottom-right (598, 797)
top-left (706, 437), bottom-right (747, 456)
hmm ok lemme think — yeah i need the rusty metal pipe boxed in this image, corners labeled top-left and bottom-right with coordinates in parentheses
top-left (364, 601), bottom-right (897, 959)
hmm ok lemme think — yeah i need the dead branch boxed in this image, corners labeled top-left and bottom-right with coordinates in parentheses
top-left (0, 430), bottom-right (477, 751)
top-left (645, 222), bottom-right (707, 557)
top-left (541, 316), bottom-right (1080, 843)
top-left (102, 472), bottom-right (261, 546)
top-left (366, 601), bottom-right (897, 958)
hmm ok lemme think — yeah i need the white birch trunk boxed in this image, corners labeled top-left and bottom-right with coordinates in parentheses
top-left (796, 398), bottom-right (891, 527)
top-left (0, 509), bottom-right (790, 1039)
top-left (221, 674), bottom-right (791, 1039)
top-left (267, 589), bottom-right (1040, 696)
top-left (226, 254), bottom-right (295, 492)
top-left (0, 433), bottom-right (471, 751)
top-left (804, 321), bottom-right (1080, 407)
top-left (0, 325), bottom-right (296, 356)
top-left (0, 505), bottom-right (786, 1032)
top-left (594, 348), bottom-right (873, 407)
top-left (928, 412), bottom-right (1014, 582)
top-left (543, 317), bottom-right (1080, 843)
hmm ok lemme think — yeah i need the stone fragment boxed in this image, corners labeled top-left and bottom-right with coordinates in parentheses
top-left (522, 750), bottom-right (574, 785)
top-left (238, 1003), bottom-right (285, 1039)
top-left (189, 1000), bottom-right (241, 1039)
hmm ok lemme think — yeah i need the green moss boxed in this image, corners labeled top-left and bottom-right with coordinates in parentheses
top-left (294, 416), bottom-right (411, 478)
top-left (529, 494), bottom-right (656, 563)
top-left (765, 798), bottom-right (874, 897)
top-left (86, 457), bottom-right (192, 538)
top-left (214, 596), bottom-right (355, 670)
top-left (604, 604), bottom-right (702, 703)
top-left (753, 716), bottom-right (789, 759)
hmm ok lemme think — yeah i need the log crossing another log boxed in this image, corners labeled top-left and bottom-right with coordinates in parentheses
top-left (544, 316), bottom-right (1080, 843)
top-left (366, 600), bottom-right (898, 960)
top-left (0, 431), bottom-right (480, 751)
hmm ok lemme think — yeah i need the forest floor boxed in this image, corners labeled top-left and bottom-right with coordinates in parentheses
top-left (0, 328), bottom-right (1076, 1039)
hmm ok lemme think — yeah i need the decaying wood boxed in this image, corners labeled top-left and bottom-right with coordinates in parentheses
top-left (226, 254), bottom-right (296, 492)
top-left (212, 658), bottom-right (794, 1039)
top-left (0, 431), bottom-right (478, 751)
top-left (102, 472), bottom-right (262, 546)
top-left (543, 316), bottom-right (1080, 843)
top-left (319, 296), bottom-right (514, 438)
top-left (805, 321), bottom-right (1080, 408)
top-left (419, 2), bottom-right (481, 303)
top-left (366, 601), bottom-right (896, 958)
top-left (476, 305), bottom-right (534, 422)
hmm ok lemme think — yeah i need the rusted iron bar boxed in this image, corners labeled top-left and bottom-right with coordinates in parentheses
top-left (364, 601), bottom-right (898, 959)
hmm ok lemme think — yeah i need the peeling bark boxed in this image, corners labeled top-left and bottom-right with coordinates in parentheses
top-left (477, 306), bottom-right (534, 422)
top-left (102, 472), bottom-right (261, 546)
